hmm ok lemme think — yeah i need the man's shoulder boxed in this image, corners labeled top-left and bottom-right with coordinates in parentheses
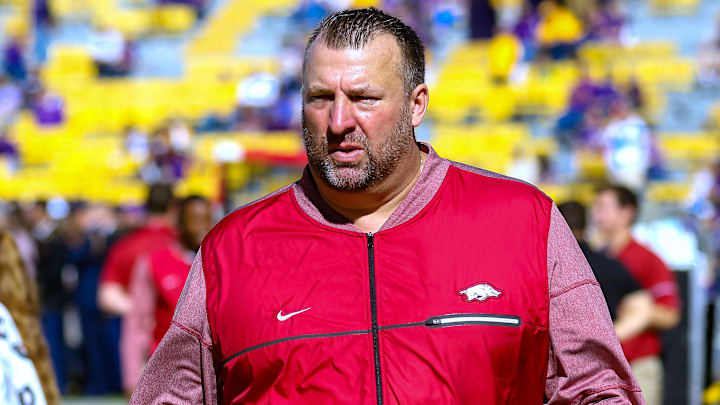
top-left (203, 183), bottom-right (296, 245)
top-left (621, 239), bottom-right (669, 274)
top-left (625, 239), bottom-right (662, 261)
top-left (446, 159), bottom-right (552, 204)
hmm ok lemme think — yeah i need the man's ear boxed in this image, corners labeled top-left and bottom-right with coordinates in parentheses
top-left (409, 83), bottom-right (429, 128)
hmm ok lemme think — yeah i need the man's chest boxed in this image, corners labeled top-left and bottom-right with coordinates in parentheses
top-left (210, 228), bottom-right (550, 389)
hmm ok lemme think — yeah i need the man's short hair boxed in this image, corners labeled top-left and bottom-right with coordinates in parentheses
top-left (178, 195), bottom-right (209, 225)
top-left (145, 184), bottom-right (174, 214)
top-left (303, 7), bottom-right (425, 95)
top-left (557, 201), bottom-right (586, 233)
top-left (596, 184), bottom-right (639, 224)
top-left (596, 184), bottom-right (638, 210)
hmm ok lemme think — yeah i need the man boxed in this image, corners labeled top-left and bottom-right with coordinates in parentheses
top-left (600, 97), bottom-right (652, 191)
top-left (132, 8), bottom-right (643, 404)
top-left (592, 184), bottom-right (681, 405)
top-left (122, 196), bottom-right (212, 395)
top-left (98, 184), bottom-right (176, 316)
top-left (558, 201), bottom-right (653, 341)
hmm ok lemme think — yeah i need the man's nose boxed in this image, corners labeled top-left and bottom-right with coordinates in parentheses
top-left (328, 96), bottom-right (356, 136)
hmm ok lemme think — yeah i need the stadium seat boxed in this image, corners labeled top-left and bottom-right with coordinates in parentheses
top-left (156, 5), bottom-right (197, 34)
top-left (649, 0), bottom-right (701, 16)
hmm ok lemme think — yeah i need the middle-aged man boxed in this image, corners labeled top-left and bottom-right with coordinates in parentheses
top-left (131, 8), bottom-right (643, 404)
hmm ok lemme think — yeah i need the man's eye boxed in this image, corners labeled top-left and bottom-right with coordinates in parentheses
top-left (310, 95), bottom-right (332, 102)
top-left (353, 96), bottom-right (378, 103)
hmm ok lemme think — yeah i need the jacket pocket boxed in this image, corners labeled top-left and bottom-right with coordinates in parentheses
top-left (424, 313), bottom-right (521, 328)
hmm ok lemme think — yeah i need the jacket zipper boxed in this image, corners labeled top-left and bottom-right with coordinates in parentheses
top-left (367, 233), bottom-right (383, 405)
top-left (425, 314), bottom-right (521, 327)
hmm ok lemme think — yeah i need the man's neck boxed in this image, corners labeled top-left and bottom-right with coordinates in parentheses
top-left (607, 228), bottom-right (633, 257)
top-left (312, 146), bottom-right (425, 234)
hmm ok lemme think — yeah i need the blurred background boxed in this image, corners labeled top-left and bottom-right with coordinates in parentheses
top-left (0, 0), bottom-right (719, 403)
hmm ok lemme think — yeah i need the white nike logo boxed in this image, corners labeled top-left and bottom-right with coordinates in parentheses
top-left (277, 307), bottom-right (311, 321)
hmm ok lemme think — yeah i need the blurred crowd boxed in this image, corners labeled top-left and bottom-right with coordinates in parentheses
top-left (0, 184), bottom-right (216, 401)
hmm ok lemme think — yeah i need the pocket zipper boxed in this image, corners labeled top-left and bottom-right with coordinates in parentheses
top-left (425, 314), bottom-right (521, 328)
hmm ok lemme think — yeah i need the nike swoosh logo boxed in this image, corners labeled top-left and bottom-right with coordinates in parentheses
top-left (277, 307), bottom-right (311, 321)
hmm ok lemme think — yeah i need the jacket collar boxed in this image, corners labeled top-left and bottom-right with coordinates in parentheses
top-left (292, 142), bottom-right (450, 233)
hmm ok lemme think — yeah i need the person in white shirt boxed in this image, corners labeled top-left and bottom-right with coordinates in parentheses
top-left (0, 302), bottom-right (46, 405)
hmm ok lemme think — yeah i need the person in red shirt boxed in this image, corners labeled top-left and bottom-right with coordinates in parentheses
top-left (121, 195), bottom-right (212, 395)
top-left (98, 184), bottom-right (176, 316)
top-left (592, 184), bottom-right (681, 405)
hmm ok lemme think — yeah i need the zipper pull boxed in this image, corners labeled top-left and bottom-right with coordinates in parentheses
top-left (367, 232), bottom-right (374, 248)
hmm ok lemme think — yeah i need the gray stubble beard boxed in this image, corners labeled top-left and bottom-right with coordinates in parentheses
top-left (301, 104), bottom-right (414, 191)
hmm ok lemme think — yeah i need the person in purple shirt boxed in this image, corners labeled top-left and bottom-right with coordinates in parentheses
top-left (3, 35), bottom-right (27, 82)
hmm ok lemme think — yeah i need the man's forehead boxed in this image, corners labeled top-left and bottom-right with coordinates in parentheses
top-left (303, 34), bottom-right (402, 82)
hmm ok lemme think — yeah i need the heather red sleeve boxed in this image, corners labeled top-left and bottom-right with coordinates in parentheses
top-left (129, 248), bottom-right (217, 404)
top-left (122, 256), bottom-right (156, 394)
top-left (544, 204), bottom-right (644, 405)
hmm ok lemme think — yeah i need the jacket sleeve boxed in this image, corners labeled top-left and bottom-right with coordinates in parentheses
top-left (129, 248), bottom-right (218, 405)
top-left (122, 256), bottom-right (156, 394)
top-left (544, 204), bottom-right (645, 405)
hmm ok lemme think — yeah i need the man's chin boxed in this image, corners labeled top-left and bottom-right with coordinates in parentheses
top-left (322, 166), bottom-right (373, 191)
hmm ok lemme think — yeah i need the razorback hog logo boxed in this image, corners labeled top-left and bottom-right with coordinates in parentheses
top-left (458, 283), bottom-right (502, 303)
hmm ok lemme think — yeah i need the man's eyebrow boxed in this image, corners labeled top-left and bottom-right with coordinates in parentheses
top-left (345, 86), bottom-right (383, 96)
top-left (304, 85), bottom-right (331, 94)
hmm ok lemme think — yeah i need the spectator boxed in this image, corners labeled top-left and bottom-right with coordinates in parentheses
top-left (22, 201), bottom-right (68, 393)
top-left (98, 184), bottom-right (176, 316)
top-left (588, 0), bottom-right (627, 43)
top-left (536, 0), bottom-right (584, 60)
top-left (0, 231), bottom-right (61, 404)
top-left (141, 127), bottom-right (188, 184)
top-left (122, 195), bottom-right (212, 395)
top-left (592, 184), bottom-right (681, 405)
top-left (600, 97), bottom-right (652, 191)
top-left (123, 126), bottom-right (150, 165)
top-left (0, 131), bottom-right (20, 173)
top-left (3, 32), bottom-right (27, 82)
top-left (558, 201), bottom-right (653, 341)
top-left (32, 87), bottom-right (64, 126)
top-left (56, 203), bottom-right (121, 395)
top-left (87, 24), bottom-right (132, 77)
top-left (469, 0), bottom-right (497, 39)
top-left (32, 0), bottom-right (54, 64)
top-left (0, 75), bottom-right (23, 126)
top-left (513, 1), bottom-right (541, 61)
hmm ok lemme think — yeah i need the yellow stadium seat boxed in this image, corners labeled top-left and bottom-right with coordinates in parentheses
top-left (156, 5), bottom-right (196, 34)
top-left (649, 0), bottom-right (700, 15)
top-left (659, 133), bottom-right (720, 168)
top-left (4, 14), bottom-right (29, 36)
top-left (42, 45), bottom-right (97, 86)
top-left (101, 8), bottom-right (154, 39)
top-left (646, 182), bottom-right (691, 202)
top-left (575, 150), bottom-right (606, 179)
top-left (352, 0), bottom-right (379, 7)
top-left (51, 0), bottom-right (90, 20)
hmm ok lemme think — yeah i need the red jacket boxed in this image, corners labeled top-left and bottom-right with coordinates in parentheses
top-left (131, 144), bottom-right (643, 404)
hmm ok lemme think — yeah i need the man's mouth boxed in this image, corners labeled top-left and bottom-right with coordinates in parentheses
top-left (329, 144), bottom-right (365, 163)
